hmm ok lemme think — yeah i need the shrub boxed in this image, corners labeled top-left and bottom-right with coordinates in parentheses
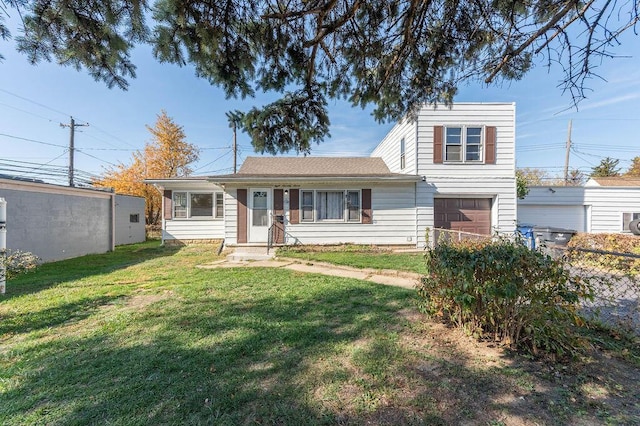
top-left (417, 238), bottom-right (594, 358)
top-left (567, 233), bottom-right (640, 275)
top-left (1, 250), bottom-right (40, 281)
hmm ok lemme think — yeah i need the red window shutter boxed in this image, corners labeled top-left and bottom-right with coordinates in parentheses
top-left (433, 126), bottom-right (443, 163)
top-left (485, 126), bottom-right (496, 164)
top-left (273, 189), bottom-right (285, 244)
top-left (237, 189), bottom-right (247, 243)
top-left (289, 189), bottom-right (299, 224)
top-left (163, 190), bottom-right (172, 220)
top-left (274, 189), bottom-right (284, 215)
top-left (362, 189), bottom-right (372, 224)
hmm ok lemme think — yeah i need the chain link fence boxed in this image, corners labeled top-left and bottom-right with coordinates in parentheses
top-left (545, 245), bottom-right (640, 336)
top-left (427, 228), bottom-right (640, 336)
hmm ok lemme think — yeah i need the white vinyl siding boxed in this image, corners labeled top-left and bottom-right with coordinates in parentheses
top-left (518, 205), bottom-right (587, 232)
top-left (416, 177), bottom-right (517, 247)
top-left (370, 119), bottom-right (417, 174)
top-left (300, 189), bottom-right (362, 223)
top-left (519, 186), bottom-right (640, 234)
top-left (416, 103), bottom-right (515, 177)
top-left (165, 219), bottom-right (225, 240)
top-left (224, 189), bottom-right (238, 243)
top-left (287, 184), bottom-right (415, 245)
top-left (158, 183), bottom-right (226, 242)
top-left (172, 191), bottom-right (224, 219)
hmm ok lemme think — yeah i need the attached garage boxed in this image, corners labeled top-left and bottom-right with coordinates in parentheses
top-left (434, 198), bottom-right (492, 235)
top-left (518, 205), bottom-right (586, 232)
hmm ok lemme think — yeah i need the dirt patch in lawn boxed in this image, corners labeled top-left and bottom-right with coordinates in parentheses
top-left (317, 309), bottom-right (640, 425)
top-left (125, 292), bottom-right (171, 309)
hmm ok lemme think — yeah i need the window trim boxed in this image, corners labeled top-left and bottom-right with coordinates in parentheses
top-left (444, 125), bottom-right (485, 163)
top-left (298, 189), bottom-right (362, 223)
top-left (300, 190), bottom-right (314, 222)
top-left (172, 191), bottom-right (224, 219)
top-left (622, 212), bottom-right (640, 232)
top-left (400, 137), bottom-right (406, 170)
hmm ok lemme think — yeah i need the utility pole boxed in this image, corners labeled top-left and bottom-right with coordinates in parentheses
top-left (563, 120), bottom-right (572, 186)
top-left (226, 111), bottom-right (242, 174)
top-left (232, 119), bottom-right (237, 174)
top-left (60, 117), bottom-right (89, 187)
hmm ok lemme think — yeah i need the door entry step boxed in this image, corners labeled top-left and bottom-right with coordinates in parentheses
top-left (227, 246), bottom-right (274, 262)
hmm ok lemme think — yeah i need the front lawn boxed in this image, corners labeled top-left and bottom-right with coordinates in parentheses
top-left (1, 241), bottom-right (638, 425)
top-left (277, 245), bottom-right (426, 274)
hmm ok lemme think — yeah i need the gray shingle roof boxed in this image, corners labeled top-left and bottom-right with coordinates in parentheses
top-left (236, 157), bottom-right (393, 177)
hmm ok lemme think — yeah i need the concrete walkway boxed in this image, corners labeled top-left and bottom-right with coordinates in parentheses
top-left (196, 257), bottom-right (421, 289)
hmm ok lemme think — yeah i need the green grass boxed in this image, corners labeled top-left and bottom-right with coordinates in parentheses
top-left (277, 245), bottom-right (426, 274)
top-left (1, 241), bottom-right (638, 425)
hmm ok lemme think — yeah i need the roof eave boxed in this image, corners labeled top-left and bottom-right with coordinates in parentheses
top-left (207, 175), bottom-right (421, 184)
top-left (144, 178), bottom-right (211, 185)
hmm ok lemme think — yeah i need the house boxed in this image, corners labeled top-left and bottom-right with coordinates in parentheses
top-left (518, 177), bottom-right (640, 234)
top-left (0, 178), bottom-right (146, 262)
top-left (146, 103), bottom-right (517, 247)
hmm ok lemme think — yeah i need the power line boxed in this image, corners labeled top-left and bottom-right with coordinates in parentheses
top-left (0, 88), bottom-right (140, 151)
top-left (0, 102), bottom-right (57, 123)
top-left (0, 88), bottom-right (70, 117)
top-left (0, 132), bottom-right (67, 148)
top-left (75, 149), bottom-right (120, 167)
top-left (192, 149), bottom-right (233, 173)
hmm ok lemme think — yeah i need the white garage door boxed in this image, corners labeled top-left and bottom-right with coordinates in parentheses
top-left (518, 205), bottom-right (586, 232)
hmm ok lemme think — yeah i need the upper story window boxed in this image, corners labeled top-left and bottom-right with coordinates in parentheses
top-left (300, 190), bottom-right (361, 223)
top-left (400, 138), bottom-right (406, 169)
top-left (445, 126), bottom-right (483, 162)
top-left (173, 191), bottom-right (224, 219)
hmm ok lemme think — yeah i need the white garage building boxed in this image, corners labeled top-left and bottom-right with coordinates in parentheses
top-left (518, 177), bottom-right (640, 234)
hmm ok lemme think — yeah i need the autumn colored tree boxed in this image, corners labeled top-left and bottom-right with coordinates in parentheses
top-left (624, 156), bottom-right (640, 177)
top-left (95, 110), bottom-right (199, 225)
top-left (516, 168), bottom-right (548, 198)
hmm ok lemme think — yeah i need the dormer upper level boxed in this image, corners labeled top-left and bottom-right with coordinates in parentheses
top-left (371, 103), bottom-right (515, 179)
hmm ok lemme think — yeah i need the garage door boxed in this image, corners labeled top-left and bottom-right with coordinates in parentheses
top-left (434, 198), bottom-right (492, 235)
top-left (518, 205), bottom-right (586, 232)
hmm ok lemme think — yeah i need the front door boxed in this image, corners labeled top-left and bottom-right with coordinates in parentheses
top-left (249, 188), bottom-right (270, 243)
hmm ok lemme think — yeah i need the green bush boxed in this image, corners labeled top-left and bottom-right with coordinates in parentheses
top-left (417, 238), bottom-right (594, 358)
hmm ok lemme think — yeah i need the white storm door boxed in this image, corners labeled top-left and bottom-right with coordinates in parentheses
top-left (249, 188), bottom-right (270, 243)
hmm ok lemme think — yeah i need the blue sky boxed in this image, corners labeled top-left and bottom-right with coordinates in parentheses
top-left (1, 25), bottom-right (639, 186)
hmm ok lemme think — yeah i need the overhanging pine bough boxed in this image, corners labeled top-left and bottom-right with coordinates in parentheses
top-left (4, 0), bottom-right (638, 153)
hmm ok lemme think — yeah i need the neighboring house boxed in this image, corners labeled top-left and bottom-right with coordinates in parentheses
top-left (115, 194), bottom-right (147, 246)
top-left (146, 102), bottom-right (517, 247)
top-left (0, 178), bottom-right (145, 262)
top-left (518, 177), bottom-right (640, 233)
